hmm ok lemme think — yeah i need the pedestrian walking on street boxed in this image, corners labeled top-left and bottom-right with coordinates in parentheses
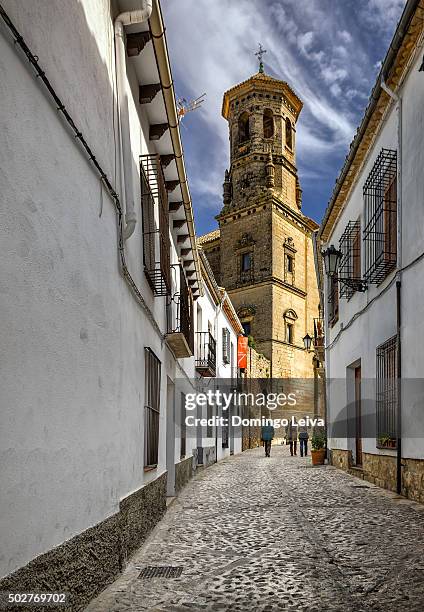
top-left (285, 419), bottom-right (297, 456)
top-left (298, 420), bottom-right (309, 457)
top-left (261, 423), bottom-right (275, 457)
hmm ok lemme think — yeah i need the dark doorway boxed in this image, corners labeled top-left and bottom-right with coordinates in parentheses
top-left (355, 366), bottom-right (362, 465)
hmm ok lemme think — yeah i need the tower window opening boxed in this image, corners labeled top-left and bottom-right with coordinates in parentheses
top-left (241, 252), bottom-right (252, 272)
top-left (286, 323), bottom-right (294, 344)
top-left (238, 112), bottom-right (250, 143)
top-left (285, 118), bottom-right (293, 149)
top-left (263, 109), bottom-right (274, 138)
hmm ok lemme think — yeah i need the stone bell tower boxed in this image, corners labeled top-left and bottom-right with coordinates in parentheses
top-left (200, 60), bottom-right (320, 379)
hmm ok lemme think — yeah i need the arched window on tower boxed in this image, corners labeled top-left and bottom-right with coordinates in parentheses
top-left (263, 109), bottom-right (274, 138)
top-left (238, 112), bottom-right (250, 143)
top-left (283, 309), bottom-right (298, 345)
top-left (285, 118), bottom-right (293, 150)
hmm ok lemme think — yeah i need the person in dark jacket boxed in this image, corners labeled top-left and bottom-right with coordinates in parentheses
top-left (298, 421), bottom-right (309, 457)
top-left (285, 419), bottom-right (297, 456)
top-left (261, 424), bottom-right (275, 457)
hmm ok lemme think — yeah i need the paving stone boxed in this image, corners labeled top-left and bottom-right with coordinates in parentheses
top-left (85, 446), bottom-right (424, 611)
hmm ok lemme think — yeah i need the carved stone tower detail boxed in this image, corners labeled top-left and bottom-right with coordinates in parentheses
top-left (200, 70), bottom-right (320, 378)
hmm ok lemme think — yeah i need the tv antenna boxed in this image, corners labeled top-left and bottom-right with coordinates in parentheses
top-left (177, 93), bottom-right (206, 120)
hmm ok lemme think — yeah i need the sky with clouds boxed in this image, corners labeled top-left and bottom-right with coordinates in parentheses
top-left (162, 0), bottom-right (407, 236)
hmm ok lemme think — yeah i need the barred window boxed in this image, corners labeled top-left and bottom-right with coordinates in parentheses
top-left (363, 149), bottom-right (397, 284)
top-left (140, 154), bottom-right (171, 296)
top-left (222, 328), bottom-right (231, 364)
top-left (376, 336), bottom-right (397, 448)
top-left (328, 275), bottom-right (339, 328)
top-left (339, 219), bottom-right (361, 299)
top-left (144, 348), bottom-right (161, 468)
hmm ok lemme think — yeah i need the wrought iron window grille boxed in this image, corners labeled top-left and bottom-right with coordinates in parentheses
top-left (376, 335), bottom-right (398, 448)
top-left (144, 348), bottom-right (161, 469)
top-left (338, 220), bottom-right (367, 298)
top-left (140, 154), bottom-right (171, 296)
top-left (363, 149), bottom-right (397, 284)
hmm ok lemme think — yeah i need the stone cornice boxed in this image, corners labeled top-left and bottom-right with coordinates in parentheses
top-left (228, 276), bottom-right (307, 299)
top-left (222, 72), bottom-right (303, 120)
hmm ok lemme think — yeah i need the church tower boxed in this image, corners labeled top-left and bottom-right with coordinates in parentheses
top-left (200, 60), bottom-right (320, 378)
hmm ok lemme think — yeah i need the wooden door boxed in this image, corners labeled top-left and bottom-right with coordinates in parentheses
top-left (355, 366), bottom-right (362, 465)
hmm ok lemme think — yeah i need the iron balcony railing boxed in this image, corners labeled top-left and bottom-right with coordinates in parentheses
top-left (166, 265), bottom-right (194, 356)
top-left (140, 154), bottom-right (171, 296)
top-left (195, 332), bottom-right (217, 377)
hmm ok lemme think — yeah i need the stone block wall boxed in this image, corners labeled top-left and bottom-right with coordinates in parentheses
top-left (331, 448), bottom-right (424, 503)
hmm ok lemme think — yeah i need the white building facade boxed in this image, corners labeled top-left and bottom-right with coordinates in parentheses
top-left (319, 0), bottom-right (424, 500)
top-left (0, 0), bottom-right (243, 605)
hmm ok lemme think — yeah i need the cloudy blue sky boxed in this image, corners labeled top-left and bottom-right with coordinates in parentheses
top-left (162, 0), bottom-right (406, 236)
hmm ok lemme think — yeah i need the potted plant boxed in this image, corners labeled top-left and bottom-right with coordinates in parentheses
top-left (311, 430), bottom-right (326, 465)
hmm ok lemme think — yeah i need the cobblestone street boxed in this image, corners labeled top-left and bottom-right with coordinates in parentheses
top-left (86, 446), bottom-right (424, 612)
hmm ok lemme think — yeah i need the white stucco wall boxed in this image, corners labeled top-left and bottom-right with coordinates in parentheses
top-left (324, 45), bottom-right (424, 460)
top-left (0, 0), bottom-right (194, 579)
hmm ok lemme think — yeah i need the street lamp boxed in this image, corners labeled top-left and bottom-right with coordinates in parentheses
top-left (322, 244), bottom-right (342, 277)
top-left (303, 333), bottom-right (313, 352)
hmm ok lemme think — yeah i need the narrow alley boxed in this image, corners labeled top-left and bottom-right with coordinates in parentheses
top-left (86, 446), bottom-right (424, 612)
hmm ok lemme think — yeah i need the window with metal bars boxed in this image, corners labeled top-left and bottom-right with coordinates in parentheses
top-left (222, 328), bottom-right (230, 364)
top-left (363, 149), bottom-right (397, 284)
top-left (144, 348), bottom-right (161, 468)
top-left (376, 335), bottom-right (397, 448)
top-left (339, 219), bottom-right (362, 299)
top-left (328, 275), bottom-right (339, 328)
top-left (140, 154), bottom-right (171, 296)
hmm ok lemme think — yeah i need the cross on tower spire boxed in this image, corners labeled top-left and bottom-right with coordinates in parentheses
top-left (255, 43), bottom-right (267, 73)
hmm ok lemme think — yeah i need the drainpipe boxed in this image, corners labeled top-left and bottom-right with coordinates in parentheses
top-left (381, 77), bottom-right (402, 495)
top-left (115, 2), bottom-right (153, 240)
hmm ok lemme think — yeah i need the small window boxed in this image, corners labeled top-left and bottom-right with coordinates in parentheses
top-left (242, 321), bottom-right (251, 336)
top-left (263, 109), bottom-right (274, 138)
top-left (286, 323), bottom-right (294, 344)
top-left (238, 112), bottom-right (250, 143)
top-left (241, 252), bottom-right (252, 272)
top-left (222, 328), bottom-right (231, 364)
top-left (287, 255), bottom-right (294, 273)
top-left (285, 118), bottom-right (293, 150)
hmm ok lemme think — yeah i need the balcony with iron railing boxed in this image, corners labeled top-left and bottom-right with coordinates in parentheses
top-left (195, 332), bottom-right (216, 377)
top-left (140, 154), bottom-right (171, 297)
top-left (166, 265), bottom-right (194, 359)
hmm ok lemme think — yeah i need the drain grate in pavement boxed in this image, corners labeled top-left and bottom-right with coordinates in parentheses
top-left (351, 484), bottom-right (370, 489)
top-left (138, 566), bottom-right (183, 579)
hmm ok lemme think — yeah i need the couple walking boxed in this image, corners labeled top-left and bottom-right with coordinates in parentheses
top-left (286, 418), bottom-right (309, 457)
top-left (261, 417), bottom-right (309, 458)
